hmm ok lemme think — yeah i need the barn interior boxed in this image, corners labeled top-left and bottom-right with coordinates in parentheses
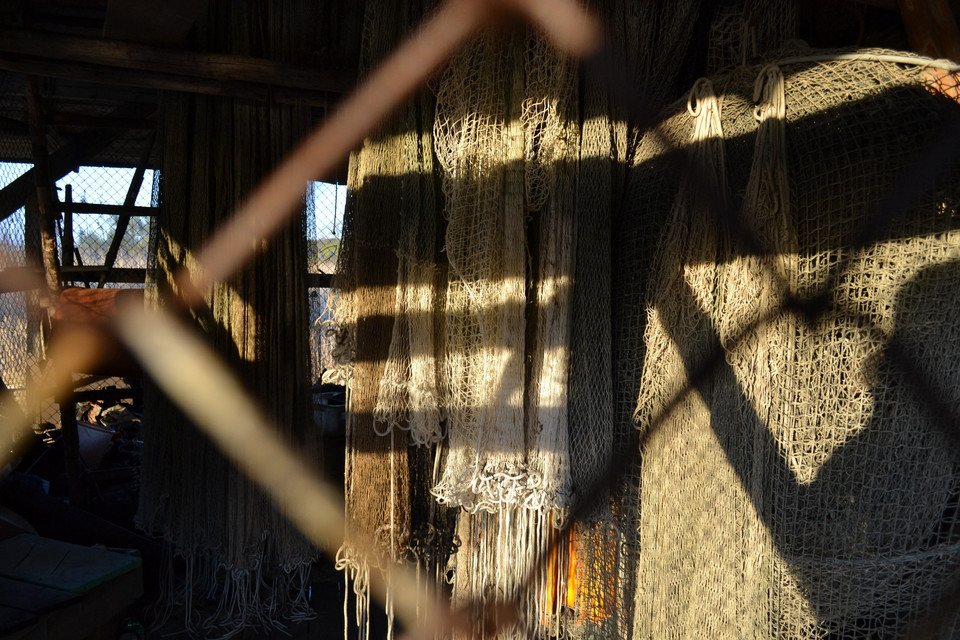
top-left (2, 1), bottom-right (960, 639)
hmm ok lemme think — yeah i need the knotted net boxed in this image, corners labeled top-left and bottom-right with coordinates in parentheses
top-left (137, 2), bottom-right (319, 636)
top-left (629, 50), bottom-right (960, 639)
top-left (331, 2), bottom-right (456, 638)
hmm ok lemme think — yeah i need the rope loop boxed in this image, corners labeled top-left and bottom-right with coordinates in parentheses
top-left (753, 64), bottom-right (786, 122)
top-left (687, 77), bottom-right (717, 117)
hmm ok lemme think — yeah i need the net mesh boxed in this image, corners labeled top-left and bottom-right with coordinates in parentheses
top-left (334, 2), bottom-right (794, 637)
top-left (627, 50), bottom-right (960, 639)
top-left (136, 1), bottom-right (320, 635)
top-left (331, 2), bottom-right (450, 638)
top-left (706, 0), bottom-right (797, 74)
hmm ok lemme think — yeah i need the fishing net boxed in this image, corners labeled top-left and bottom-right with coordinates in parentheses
top-left (137, 1), bottom-right (319, 635)
top-left (706, 0), bottom-right (797, 74)
top-left (628, 49), bottom-right (960, 639)
top-left (429, 25), bottom-right (583, 637)
top-left (331, 2), bottom-right (455, 638)
top-left (335, 2), bottom-right (805, 638)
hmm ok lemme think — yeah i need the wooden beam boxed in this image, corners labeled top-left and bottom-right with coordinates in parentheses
top-left (2, 268), bottom-right (329, 292)
top-left (1, 267), bottom-right (147, 292)
top-left (0, 102), bottom-right (155, 224)
top-left (47, 112), bottom-right (155, 130)
top-left (26, 76), bottom-right (61, 300)
top-left (0, 27), bottom-right (354, 94)
top-left (0, 54), bottom-right (341, 108)
top-left (71, 388), bottom-right (142, 403)
top-left (60, 203), bottom-right (156, 216)
top-left (62, 266), bottom-right (145, 285)
top-left (104, 0), bottom-right (207, 47)
top-left (0, 115), bottom-right (28, 135)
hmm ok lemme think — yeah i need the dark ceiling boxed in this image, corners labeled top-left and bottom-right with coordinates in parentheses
top-left (0, 0), bottom-right (365, 170)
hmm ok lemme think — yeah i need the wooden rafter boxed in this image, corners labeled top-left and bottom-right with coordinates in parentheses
top-left (0, 28), bottom-right (354, 104)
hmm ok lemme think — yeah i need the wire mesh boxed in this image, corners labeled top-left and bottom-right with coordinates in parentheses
top-left (0, 162), bottom-right (39, 421)
top-left (0, 161), bottom-right (157, 421)
top-left (57, 166), bottom-right (155, 276)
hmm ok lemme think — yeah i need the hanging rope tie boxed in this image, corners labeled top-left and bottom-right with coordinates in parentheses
top-left (749, 64), bottom-right (789, 226)
top-left (688, 78), bottom-right (726, 145)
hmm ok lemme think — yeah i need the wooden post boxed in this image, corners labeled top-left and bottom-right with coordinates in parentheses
top-left (61, 185), bottom-right (92, 288)
top-left (62, 185), bottom-right (73, 274)
top-left (24, 197), bottom-right (44, 364)
top-left (25, 76), bottom-right (60, 302)
top-left (26, 77), bottom-right (85, 508)
top-left (58, 395), bottom-right (85, 508)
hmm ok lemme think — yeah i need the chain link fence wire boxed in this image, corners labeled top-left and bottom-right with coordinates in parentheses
top-left (308, 181), bottom-right (345, 381)
top-left (0, 161), bottom-right (157, 428)
top-left (57, 165), bottom-right (155, 277)
top-left (0, 162), bottom-right (40, 423)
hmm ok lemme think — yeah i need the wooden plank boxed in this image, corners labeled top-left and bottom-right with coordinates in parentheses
top-left (0, 28), bottom-right (354, 94)
top-left (310, 272), bottom-right (333, 288)
top-left (60, 203), bottom-right (156, 216)
top-left (5, 266), bottom-right (326, 290)
top-left (47, 111), bottom-right (154, 130)
top-left (1, 267), bottom-right (146, 292)
top-left (0, 576), bottom-right (78, 614)
top-left (0, 534), bottom-right (141, 594)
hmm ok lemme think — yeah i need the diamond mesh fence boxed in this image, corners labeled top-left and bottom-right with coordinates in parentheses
top-left (57, 165), bottom-right (155, 279)
top-left (0, 162), bottom-right (157, 427)
top-left (308, 181), bottom-right (345, 381)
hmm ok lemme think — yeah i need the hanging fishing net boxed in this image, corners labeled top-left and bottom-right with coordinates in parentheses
top-left (331, 2), bottom-right (459, 638)
top-left (137, 1), bottom-right (319, 636)
top-left (628, 49), bottom-right (960, 639)
top-left (333, 1), bottom-right (808, 638)
top-left (706, 0), bottom-right (797, 73)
